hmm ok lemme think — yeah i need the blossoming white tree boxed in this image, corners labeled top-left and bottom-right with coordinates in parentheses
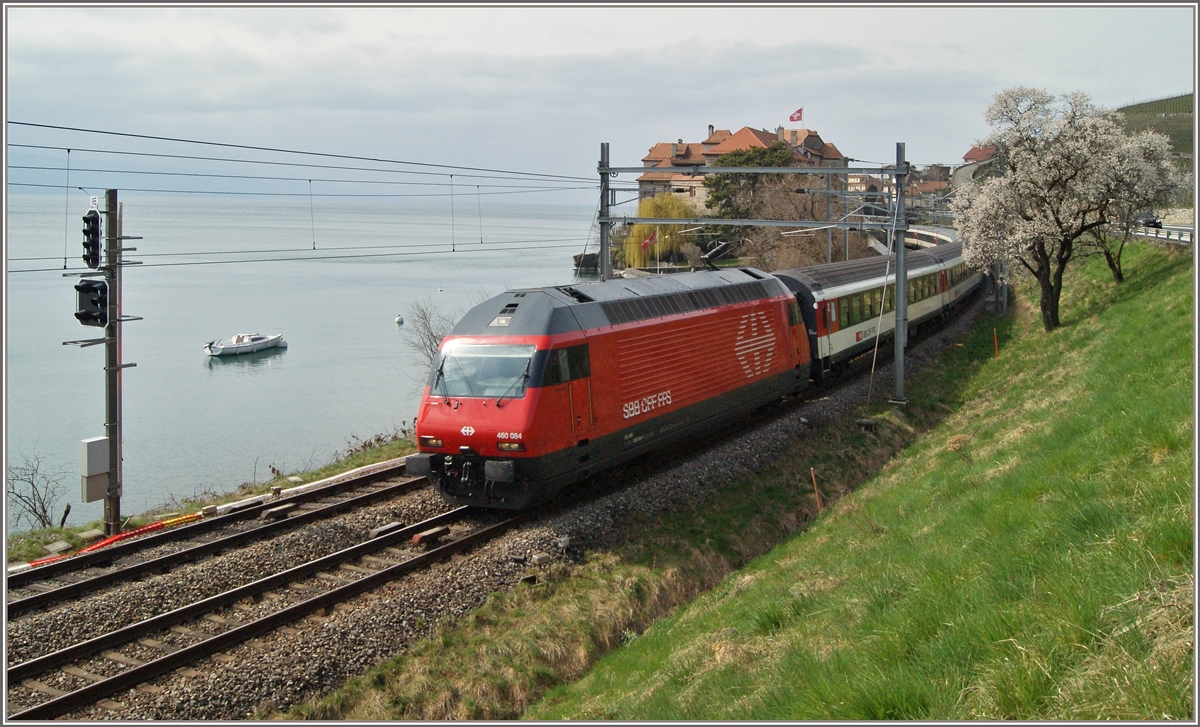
top-left (1081, 131), bottom-right (1183, 284)
top-left (953, 88), bottom-right (1181, 331)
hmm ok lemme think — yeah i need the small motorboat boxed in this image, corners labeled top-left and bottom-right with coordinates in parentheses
top-left (204, 332), bottom-right (287, 356)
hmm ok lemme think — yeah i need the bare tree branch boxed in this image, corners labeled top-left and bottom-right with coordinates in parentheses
top-left (7, 451), bottom-right (69, 531)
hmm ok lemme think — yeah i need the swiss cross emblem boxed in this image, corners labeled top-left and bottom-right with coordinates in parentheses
top-left (735, 311), bottom-right (776, 378)
top-left (461, 426), bottom-right (475, 436)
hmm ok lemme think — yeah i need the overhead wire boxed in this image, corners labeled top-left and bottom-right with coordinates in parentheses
top-left (7, 182), bottom-right (597, 197)
top-left (476, 186), bottom-right (484, 244)
top-left (573, 195), bottom-right (604, 273)
top-left (864, 193), bottom-right (904, 405)
top-left (7, 143), bottom-right (591, 183)
top-left (308, 180), bottom-right (316, 250)
top-left (7, 121), bottom-right (595, 182)
top-left (6, 122), bottom-right (613, 275)
top-left (6, 164), bottom-right (591, 190)
top-left (62, 149), bottom-right (71, 269)
top-left (10, 235), bottom-right (592, 262)
top-left (10, 240), bottom-right (594, 273)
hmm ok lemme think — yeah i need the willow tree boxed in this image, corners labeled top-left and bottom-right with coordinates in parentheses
top-left (953, 87), bottom-right (1180, 331)
top-left (623, 193), bottom-right (695, 269)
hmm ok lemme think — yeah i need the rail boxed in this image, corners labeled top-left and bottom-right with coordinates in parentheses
top-left (9, 507), bottom-right (528, 721)
top-left (7, 459), bottom-right (408, 586)
top-left (7, 475), bottom-right (426, 618)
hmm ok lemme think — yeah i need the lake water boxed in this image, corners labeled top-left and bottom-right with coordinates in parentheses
top-left (5, 193), bottom-right (599, 528)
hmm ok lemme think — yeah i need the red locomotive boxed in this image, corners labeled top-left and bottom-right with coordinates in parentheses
top-left (408, 240), bottom-right (980, 510)
top-left (407, 268), bottom-right (810, 509)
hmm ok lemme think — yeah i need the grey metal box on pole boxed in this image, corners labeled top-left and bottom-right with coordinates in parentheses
top-left (80, 436), bottom-right (109, 503)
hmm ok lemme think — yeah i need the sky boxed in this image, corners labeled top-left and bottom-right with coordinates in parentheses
top-left (3, 4), bottom-right (1197, 206)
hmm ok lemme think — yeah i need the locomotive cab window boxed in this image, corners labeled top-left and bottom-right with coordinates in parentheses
top-left (432, 343), bottom-right (536, 399)
top-left (540, 344), bottom-right (590, 387)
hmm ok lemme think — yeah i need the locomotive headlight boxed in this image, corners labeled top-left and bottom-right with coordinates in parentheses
top-left (497, 442), bottom-right (525, 452)
top-left (420, 436), bottom-right (444, 448)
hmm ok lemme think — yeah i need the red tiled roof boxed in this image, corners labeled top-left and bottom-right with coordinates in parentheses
top-left (703, 127), bottom-right (781, 158)
top-left (703, 129), bottom-right (731, 145)
top-left (642, 142), bottom-right (708, 165)
top-left (963, 146), bottom-right (996, 163)
top-left (788, 129), bottom-right (819, 148)
top-left (909, 180), bottom-right (948, 195)
top-left (819, 142), bottom-right (843, 161)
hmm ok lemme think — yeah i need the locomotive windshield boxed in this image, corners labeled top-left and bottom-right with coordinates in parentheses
top-left (432, 343), bottom-right (536, 399)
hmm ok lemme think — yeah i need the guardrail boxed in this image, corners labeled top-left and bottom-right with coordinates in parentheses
top-left (1134, 225), bottom-right (1193, 245)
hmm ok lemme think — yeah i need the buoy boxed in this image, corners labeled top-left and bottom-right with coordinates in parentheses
top-left (395, 315), bottom-right (404, 325)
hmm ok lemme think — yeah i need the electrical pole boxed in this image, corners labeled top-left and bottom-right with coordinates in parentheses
top-left (103, 190), bottom-right (123, 535)
top-left (843, 167), bottom-right (850, 261)
top-left (599, 143), bottom-right (612, 281)
top-left (890, 143), bottom-right (909, 406)
top-left (825, 170), bottom-right (833, 264)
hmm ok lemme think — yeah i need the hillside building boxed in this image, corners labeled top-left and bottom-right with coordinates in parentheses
top-left (637, 124), bottom-right (846, 209)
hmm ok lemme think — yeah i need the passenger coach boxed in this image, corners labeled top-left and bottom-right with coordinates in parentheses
top-left (773, 242), bottom-right (980, 381)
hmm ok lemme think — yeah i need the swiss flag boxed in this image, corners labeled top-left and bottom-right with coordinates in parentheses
top-left (641, 230), bottom-right (658, 251)
top-left (789, 108), bottom-right (803, 122)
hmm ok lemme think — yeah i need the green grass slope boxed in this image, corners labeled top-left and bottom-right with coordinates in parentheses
top-left (530, 243), bottom-right (1194, 720)
top-left (288, 243), bottom-right (1191, 722)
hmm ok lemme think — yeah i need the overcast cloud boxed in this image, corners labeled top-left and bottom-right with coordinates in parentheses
top-left (4, 5), bottom-right (1195, 204)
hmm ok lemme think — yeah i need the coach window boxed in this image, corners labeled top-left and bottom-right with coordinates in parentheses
top-left (838, 297), bottom-right (849, 329)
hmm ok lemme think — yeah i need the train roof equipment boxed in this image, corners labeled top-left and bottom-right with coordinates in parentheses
top-left (447, 267), bottom-right (793, 338)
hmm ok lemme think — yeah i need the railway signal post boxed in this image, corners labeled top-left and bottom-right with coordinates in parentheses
top-left (64, 189), bottom-right (142, 535)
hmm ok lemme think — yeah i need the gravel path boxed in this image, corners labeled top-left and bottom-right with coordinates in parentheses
top-left (13, 296), bottom-right (985, 720)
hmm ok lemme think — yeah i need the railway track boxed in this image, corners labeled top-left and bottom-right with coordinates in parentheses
top-left (7, 506), bottom-right (529, 720)
top-left (5, 293), bottom-right (985, 720)
top-left (7, 460), bottom-right (422, 619)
